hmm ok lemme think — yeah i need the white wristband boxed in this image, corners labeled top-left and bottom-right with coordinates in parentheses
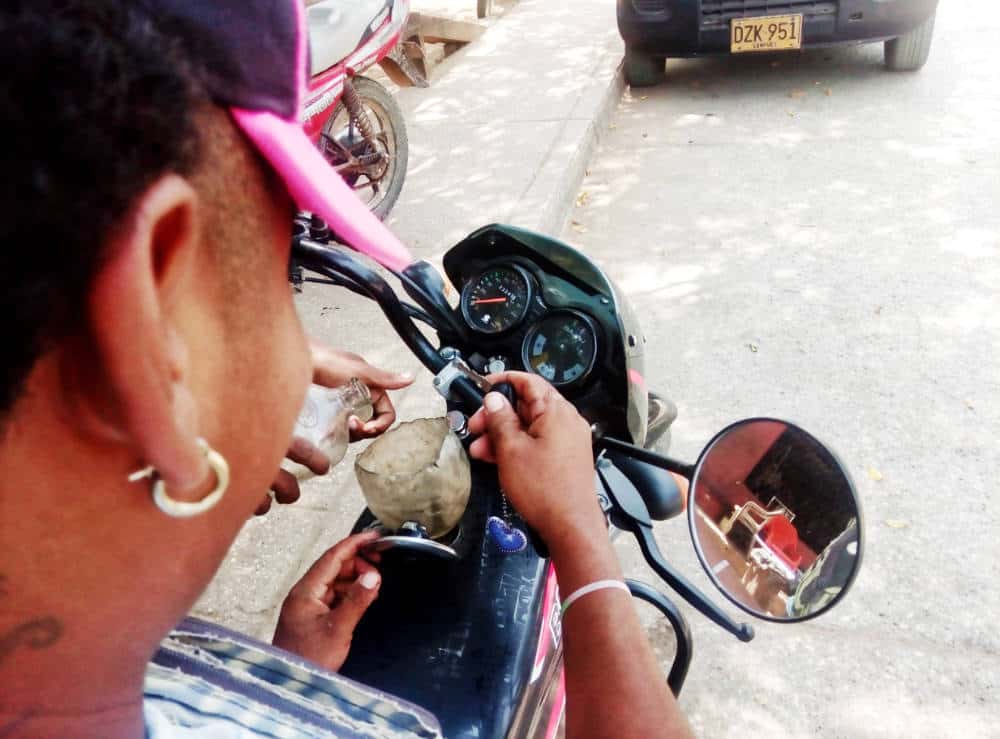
top-left (560, 579), bottom-right (630, 616)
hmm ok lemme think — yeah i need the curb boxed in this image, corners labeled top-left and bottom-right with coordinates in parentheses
top-left (509, 49), bottom-right (625, 236)
top-left (388, 0), bottom-right (628, 252)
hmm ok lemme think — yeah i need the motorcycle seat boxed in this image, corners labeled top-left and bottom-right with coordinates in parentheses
top-left (308, 0), bottom-right (390, 76)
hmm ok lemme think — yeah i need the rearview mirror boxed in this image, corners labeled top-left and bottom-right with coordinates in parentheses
top-left (688, 419), bottom-right (862, 622)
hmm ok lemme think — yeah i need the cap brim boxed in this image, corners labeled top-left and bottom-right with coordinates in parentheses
top-left (231, 108), bottom-right (413, 271)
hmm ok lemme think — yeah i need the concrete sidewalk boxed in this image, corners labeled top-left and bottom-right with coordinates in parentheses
top-left (388, 0), bottom-right (625, 255)
top-left (193, 0), bottom-right (625, 640)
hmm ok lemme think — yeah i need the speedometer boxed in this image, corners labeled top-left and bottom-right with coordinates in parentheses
top-left (522, 312), bottom-right (598, 387)
top-left (461, 265), bottom-right (532, 334)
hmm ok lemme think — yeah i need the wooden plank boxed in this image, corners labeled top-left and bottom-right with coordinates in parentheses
top-left (406, 12), bottom-right (484, 45)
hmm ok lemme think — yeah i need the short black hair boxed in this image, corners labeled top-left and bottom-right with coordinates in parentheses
top-left (0, 1), bottom-right (209, 418)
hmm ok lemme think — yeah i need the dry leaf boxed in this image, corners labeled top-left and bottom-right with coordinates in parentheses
top-left (965, 399), bottom-right (975, 411)
top-left (748, 342), bottom-right (759, 353)
top-left (570, 220), bottom-right (587, 234)
top-left (867, 467), bottom-right (883, 481)
top-left (639, 95), bottom-right (649, 101)
top-left (789, 90), bottom-right (806, 99)
top-left (885, 519), bottom-right (909, 530)
top-left (824, 88), bottom-right (833, 97)
top-left (575, 191), bottom-right (592, 208)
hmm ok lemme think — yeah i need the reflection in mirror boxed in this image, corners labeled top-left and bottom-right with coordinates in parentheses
top-left (688, 419), bottom-right (861, 622)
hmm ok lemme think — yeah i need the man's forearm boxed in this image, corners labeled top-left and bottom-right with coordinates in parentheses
top-left (551, 535), bottom-right (694, 739)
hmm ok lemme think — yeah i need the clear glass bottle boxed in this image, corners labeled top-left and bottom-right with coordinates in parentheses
top-left (285, 379), bottom-right (373, 480)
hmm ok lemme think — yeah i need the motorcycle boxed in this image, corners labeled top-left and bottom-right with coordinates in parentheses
top-left (303, 0), bottom-right (425, 220)
top-left (289, 220), bottom-right (864, 738)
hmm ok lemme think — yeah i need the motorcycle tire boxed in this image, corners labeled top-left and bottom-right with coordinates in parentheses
top-left (321, 76), bottom-right (409, 220)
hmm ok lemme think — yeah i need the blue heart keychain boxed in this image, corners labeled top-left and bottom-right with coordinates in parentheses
top-left (487, 516), bottom-right (528, 554)
top-left (488, 490), bottom-right (528, 555)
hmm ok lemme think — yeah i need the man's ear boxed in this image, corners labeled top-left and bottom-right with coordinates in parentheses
top-left (80, 173), bottom-right (210, 493)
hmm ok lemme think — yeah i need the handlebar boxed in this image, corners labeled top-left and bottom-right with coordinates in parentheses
top-left (293, 238), bottom-right (521, 417)
top-left (294, 238), bottom-right (447, 375)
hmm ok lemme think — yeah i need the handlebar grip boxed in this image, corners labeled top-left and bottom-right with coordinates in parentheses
top-left (492, 382), bottom-right (518, 408)
top-left (487, 382), bottom-right (549, 558)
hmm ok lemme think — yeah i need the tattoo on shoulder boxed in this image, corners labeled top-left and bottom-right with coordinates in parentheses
top-left (0, 618), bottom-right (64, 666)
top-left (0, 575), bottom-right (64, 668)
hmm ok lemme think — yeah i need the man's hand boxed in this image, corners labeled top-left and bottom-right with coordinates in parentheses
top-left (470, 373), bottom-right (695, 739)
top-left (466, 372), bottom-right (605, 551)
top-left (272, 532), bottom-right (381, 672)
top-left (257, 343), bottom-right (413, 515)
top-left (310, 343), bottom-right (414, 440)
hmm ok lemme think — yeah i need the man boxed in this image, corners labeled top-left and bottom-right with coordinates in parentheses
top-left (0, 1), bottom-right (693, 737)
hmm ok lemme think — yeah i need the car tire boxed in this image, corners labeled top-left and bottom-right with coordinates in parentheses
top-left (884, 11), bottom-right (936, 71)
top-left (624, 47), bottom-right (664, 87)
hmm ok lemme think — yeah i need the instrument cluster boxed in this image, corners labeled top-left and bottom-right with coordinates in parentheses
top-left (458, 262), bottom-right (600, 388)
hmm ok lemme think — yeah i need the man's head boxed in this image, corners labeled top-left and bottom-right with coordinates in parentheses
top-left (0, 1), bottom-right (206, 418)
top-left (1, 0), bottom-right (309, 480)
top-left (0, 0), bottom-right (319, 710)
top-left (1, 0), bottom-right (416, 428)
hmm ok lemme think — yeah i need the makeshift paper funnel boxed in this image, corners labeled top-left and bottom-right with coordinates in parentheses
top-left (355, 418), bottom-right (471, 539)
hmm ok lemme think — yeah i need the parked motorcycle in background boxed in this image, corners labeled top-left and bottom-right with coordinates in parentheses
top-left (304, 0), bottom-right (425, 219)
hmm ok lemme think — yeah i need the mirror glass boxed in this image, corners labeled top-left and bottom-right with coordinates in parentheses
top-left (688, 419), bottom-right (861, 621)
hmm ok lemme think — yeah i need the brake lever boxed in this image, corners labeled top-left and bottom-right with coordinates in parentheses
top-left (597, 457), bottom-right (755, 642)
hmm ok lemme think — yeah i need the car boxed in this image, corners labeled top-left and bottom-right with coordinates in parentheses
top-left (617, 0), bottom-right (940, 86)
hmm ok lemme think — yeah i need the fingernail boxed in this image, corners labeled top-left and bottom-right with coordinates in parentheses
top-left (484, 393), bottom-right (505, 413)
top-left (398, 371), bottom-right (414, 382)
top-left (359, 572), bottom-right (380, 590)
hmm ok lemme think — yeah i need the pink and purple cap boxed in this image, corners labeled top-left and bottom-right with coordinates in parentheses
top-left (140, 0), bottom-right (413, 270)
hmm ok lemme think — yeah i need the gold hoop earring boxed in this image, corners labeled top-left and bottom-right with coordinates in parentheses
top-left (128, 438), bottom-right (230, 518)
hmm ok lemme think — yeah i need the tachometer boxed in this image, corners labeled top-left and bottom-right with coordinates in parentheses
top-left (461, 265), bottom-right (532, 334)
top-left (522, 312), bottom-right (598, 387)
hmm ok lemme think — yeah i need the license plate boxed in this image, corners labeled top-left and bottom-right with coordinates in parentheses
top-left (731, 14), bottom-right (803, 53)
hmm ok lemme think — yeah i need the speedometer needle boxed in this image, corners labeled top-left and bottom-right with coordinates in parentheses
top-left (472, 297), bottom-right (507, 305)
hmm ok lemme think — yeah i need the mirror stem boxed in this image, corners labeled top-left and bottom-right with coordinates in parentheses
top-left (633, 524), bottom-right (755, 643)
top-left (596, 436), bottom-right (695, 479)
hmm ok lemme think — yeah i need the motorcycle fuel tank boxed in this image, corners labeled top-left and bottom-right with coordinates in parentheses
top-left (341, 462), bottom-right (561, 739)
